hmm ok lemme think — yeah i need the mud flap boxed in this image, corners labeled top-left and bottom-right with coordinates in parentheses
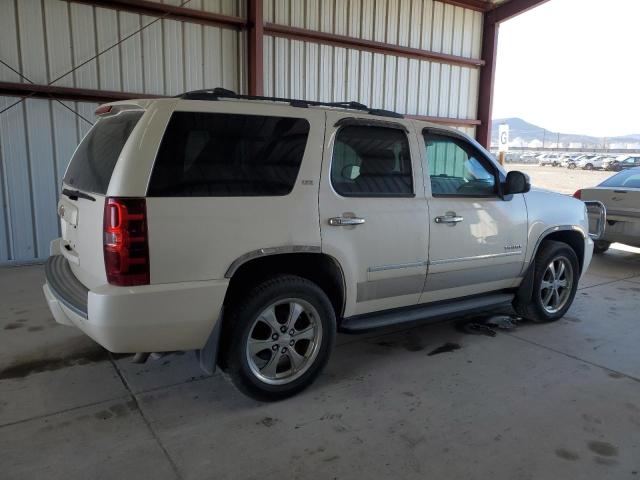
top-left (196, 308), bottom-right (223, 375)
top-left (514, 263), bottom-right (535, 306)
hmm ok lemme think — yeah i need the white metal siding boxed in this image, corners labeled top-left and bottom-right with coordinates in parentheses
top-left (263, 0), bottom-right (481, 120)
top-left (0, 0), bottom-right (244, 263)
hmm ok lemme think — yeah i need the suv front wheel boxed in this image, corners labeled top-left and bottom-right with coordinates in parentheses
top-left (515, 240), bottom-right (580, 322)
top-left (222, 275), bottom-right (336, 401)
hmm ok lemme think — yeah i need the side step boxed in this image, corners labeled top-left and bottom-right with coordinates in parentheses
top-left (339, 292), bottom-right (514, 333)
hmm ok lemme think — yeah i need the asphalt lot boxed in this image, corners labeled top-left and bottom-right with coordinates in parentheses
top-left (505, 163), bottom-right (612, 195)
top-left (2, 243), bottom-right (640, 479)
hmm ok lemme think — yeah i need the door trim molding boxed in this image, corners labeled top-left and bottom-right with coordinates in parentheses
top-left (368, 260), bottom-right (428, 272)
top-left (429, 251), bottom-right (522, 265)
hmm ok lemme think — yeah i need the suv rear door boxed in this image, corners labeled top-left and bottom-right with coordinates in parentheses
top-left (59, 106), bottom-right (145, 288)
top-left (319, 112), bottom-right (429, 317)
top-left (420, 128), bottom-right (528, 303)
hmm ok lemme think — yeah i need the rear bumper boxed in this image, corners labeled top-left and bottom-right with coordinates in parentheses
top-left (43, 255), bottom-right (229, 353)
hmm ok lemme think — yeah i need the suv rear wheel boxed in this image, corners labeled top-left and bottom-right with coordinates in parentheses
top-left (515, 240), bottom-right (579, 322)
top-left (222, 275), bottom-right (336, 401)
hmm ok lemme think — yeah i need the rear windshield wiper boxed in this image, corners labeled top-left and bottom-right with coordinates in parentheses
top-left (62, 188), bottom-right (96, 202)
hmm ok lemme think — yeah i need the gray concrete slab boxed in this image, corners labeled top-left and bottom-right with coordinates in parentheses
top-left (0, 265), bottom-right (102, 371)
top-left (0, 360), bottom-right (127, 426)
top-left (135, 325), bottom-right (640, 480)
top-left (0, 396), bottom-right (179, 480)
top-left (577, 245), bottom-right (640, 288)
top-left (510, 280), bottom-right (640, 379)
top-left (1, 249), bottom-right (640, 480)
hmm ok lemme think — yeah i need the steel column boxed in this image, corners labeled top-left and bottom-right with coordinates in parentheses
top-left (247, 0), bottom-right (264, 95)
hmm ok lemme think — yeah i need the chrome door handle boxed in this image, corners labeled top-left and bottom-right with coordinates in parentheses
top-left (328, 217), bottom-right (366, 226)
top-left (434, 215), bottom-right (464, 225)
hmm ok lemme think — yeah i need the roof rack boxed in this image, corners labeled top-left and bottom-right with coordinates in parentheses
top-left (177, 88), bottom-right (403, 119)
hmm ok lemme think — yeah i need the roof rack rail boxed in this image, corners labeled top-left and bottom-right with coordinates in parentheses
top-left (178, 88), bottom-right (404, 119)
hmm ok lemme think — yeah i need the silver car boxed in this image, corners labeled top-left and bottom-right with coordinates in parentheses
top-left (576, 167), bottom-right (640, 253)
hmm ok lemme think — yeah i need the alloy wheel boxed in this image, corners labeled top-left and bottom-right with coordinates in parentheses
top-left (245, 298), bottom-right (323, 385)
top-left (539, 256), bottom-right (574, 314)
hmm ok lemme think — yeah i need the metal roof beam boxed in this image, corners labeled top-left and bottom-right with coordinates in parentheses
top-left (489, 0), bottom-right (552, 24)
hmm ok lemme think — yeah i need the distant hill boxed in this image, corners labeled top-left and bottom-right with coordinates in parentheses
top-left (491, 117), bottom-right (640, 147)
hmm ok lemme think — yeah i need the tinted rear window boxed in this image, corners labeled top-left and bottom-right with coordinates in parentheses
top-left (599, 169), bottom-right (640, 189)
top-left (147, 112), bottom-right (310, 197)
top-left (63, 111), bottom-right (143, 194)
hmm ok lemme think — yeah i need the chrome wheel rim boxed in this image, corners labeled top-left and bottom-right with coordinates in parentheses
top-left (540, 256), bottom-right (574, 314)
top-left (245, 298), bottom-right (322, 385)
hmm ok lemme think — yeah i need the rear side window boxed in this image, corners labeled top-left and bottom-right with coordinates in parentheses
top-left (599, 170), bottom-right (640, 188)
top-left (64, 111), bottom-right (143, 194)
top-left (147, 112), bottom-right (310, 197)
top-left (331, 126), bottom-right (413, 197)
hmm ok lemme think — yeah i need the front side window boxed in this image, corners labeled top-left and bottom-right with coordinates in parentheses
top-left (331, 126), bottom-right (413, 197)
top-left (423, 132), bottom-right (497, 197)
top-left (148, 112), bottom-right (310, 197)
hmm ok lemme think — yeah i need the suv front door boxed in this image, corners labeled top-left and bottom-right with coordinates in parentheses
top-left (420, 129), bottom-right (528, 303)
top-left (319, 113), bottom-right (429, 317)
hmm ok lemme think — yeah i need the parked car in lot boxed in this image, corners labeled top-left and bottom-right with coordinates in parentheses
top-left (43, 89), bottom-right (598, 400)
top-left (560, 154), bottom-right (580, 169)
top-left (538, 153), bottom-right (562, 166)
top-left (520, 152), bottom-right (539, 163)
top-left (575, 167), bottom-right (640, 253)
top-left (575, 154), bottom-right (606, 170)
top-left (603, 155), bottom-right (640, 171)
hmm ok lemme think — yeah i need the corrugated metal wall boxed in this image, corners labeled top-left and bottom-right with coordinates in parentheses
top-left (0, 0), bottom-right (245, 264)
top-left (263, 0), bottom-right (482, 121)
top-left (0, 0), bottom-right (483, 265)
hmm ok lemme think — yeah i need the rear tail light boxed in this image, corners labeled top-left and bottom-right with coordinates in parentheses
top-left (103, 197), bottom-right (150, 286)
top-left (572, 189), bottom-right (582, 199)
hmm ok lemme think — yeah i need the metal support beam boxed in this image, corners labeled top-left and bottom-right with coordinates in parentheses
top-left (70, 0), bottom-right (246, 29)
top-left (264, 24), bottom-right (485, 69)
top-left (475, 11), bottom-right (499, 149)
top-left (247, 0), bottom-right (264, 95)
top-left (406, 115), bottom-right (481, 127)
top-left (491, 0), bottom-right (551, 23)
top-left (0, 81), bottom-right (480, 128)
top-left (0, 81), bottom-right (162, 103)
top-left (475, 0), bottom-right (550, 148)
top-left (437, 0), bottom-right (491, 12)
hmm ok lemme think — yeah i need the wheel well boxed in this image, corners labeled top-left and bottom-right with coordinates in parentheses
top-left (223, 253), bottom-right (345, 318)
top-left (538, 230), bottom-right (585, 273)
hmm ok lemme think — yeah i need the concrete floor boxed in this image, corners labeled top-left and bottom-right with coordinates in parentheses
top-left (1, 247), bottom-right (640, 480)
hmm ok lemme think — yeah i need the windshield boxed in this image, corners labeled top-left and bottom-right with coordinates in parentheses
top-left (63, 110), bottom-right (143, 194)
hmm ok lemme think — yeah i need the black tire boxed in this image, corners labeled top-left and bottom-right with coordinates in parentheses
top-left (593, 240), bottom-right (611, 254)
top-left (584, 163), bottom-right (593, 170)
top-left (222, 275), bottom-right (336, 401)
top-left (514, 240), bottom-right (580, 323)
top-left (568, 163), bottom-right (576, 170)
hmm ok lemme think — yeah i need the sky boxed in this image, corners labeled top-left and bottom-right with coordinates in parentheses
top-left (492, 0), bottom-right (640, 137)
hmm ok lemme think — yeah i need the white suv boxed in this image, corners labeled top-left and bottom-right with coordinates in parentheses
top-left (44, 89), bottom-right (595, 400)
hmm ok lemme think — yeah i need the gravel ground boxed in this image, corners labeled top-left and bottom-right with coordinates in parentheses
top-left (504, 164), bottom-right (613, 195)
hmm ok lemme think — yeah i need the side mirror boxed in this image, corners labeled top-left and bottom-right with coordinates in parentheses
top-left (504, 171), bottom-right (530, 195)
